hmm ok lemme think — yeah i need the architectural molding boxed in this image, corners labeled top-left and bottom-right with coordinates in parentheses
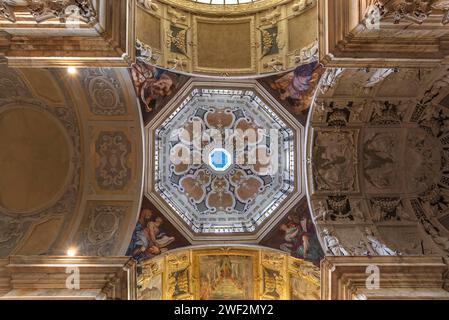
top-left (0, 0), bottom-right (136, 67)
top-left (0, 256), bottom-right (136, 300)
top-left (321, 256), bottom-right (449, 300)
top-left (318, 0), bottom-right (449, 68)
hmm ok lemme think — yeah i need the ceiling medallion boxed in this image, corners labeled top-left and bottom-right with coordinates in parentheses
top-left (146, 80), bottom-right (305, 242)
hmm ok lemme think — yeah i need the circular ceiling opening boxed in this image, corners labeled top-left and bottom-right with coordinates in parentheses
top-left (0, 106), bottom-right (71, 213)
top-left (208, 148), bottom-right (232, 172)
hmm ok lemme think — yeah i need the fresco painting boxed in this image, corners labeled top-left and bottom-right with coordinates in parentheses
top-left (199, 255), bottom-right (253, 300)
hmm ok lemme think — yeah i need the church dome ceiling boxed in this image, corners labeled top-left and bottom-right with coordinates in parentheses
top-left (307, 66), bottom-right (449, 257)
top-left (0, 66), bottom-right (144, 258)
top-left (145, 79), bottom-right (305, 242)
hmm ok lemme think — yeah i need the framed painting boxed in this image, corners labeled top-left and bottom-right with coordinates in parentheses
top-left (193, 248), bottom-right (259, 300)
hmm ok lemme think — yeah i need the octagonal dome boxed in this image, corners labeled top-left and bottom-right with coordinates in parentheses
top-left (146, 79), bottom-right (304, 243)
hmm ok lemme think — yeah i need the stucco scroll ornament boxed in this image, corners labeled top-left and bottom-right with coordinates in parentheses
top-left (167, 56), bottom-right (187, 71)
top-left (322, 228), bottom-right (350, 256)
top-left (95, 131), bottom-right (131, 190)
top-left (137, 0), bottom-right (158, 11)
top-left (432, 0), bottom-right (449, 24)
top-left (263, 57), bottom-right (284, 72)
top-left (313, 201), bottom-right (333, 222)
top-left (83, 69), bottom-right (127, 116)
top-left (260, 8), bottom-right (281, 26)
top-left (364, 227), bottom-right (400, 256)
top-left (0, 0), bottom-right (15, 22)
top-left (167, 7), bottom-right (186, 24)
top-left (363, 0), bottom-right (386, 30)
top-left (260, 28), bottom-right (275, 57)
top-left (386, 0), bottom-right (432, 24)
top-left (83, 205), bottom-right (123, 255)
top-left (27, 0), bottom-right (97, 24)
top-left (0, 217), bottom-right (22, 249)
top-left (292, 0), bottom-right (315, 12)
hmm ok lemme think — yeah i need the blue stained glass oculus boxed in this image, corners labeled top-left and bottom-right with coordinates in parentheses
top-left (208, 148), bottom-right (232, 171)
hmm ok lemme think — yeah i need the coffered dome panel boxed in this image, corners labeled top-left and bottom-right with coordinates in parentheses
top-left (146, 79), bottom-right (305, 243)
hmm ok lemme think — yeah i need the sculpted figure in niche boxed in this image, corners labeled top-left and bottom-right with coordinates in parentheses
top-left (349, 200), bottom-right (365, 221)
top-left (396, 203), bottom-right (412, 221)
top-left (364, 227), bottom-right (399, 256)
top-left (350, 102), bottom-right (365, 122)
top-left (372, 203), bottom-right (383, 222)
top-left (322, 228), bottom-right (350, 256)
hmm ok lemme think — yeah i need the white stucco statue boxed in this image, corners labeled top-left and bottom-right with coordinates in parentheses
top-left (322, 228), bottom-right (350, 256)
top-left (364, 227), bottom-right (399, 256)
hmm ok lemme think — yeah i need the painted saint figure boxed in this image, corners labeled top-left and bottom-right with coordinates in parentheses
top-left (279, 216), bottom-right (323, 265)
